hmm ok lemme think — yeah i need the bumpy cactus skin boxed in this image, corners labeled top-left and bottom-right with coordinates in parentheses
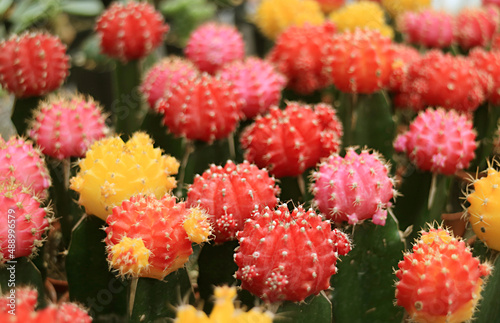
top-left (29, 94), bottom-right (109, 160)
top-left (455, 6), bottom-right (499, 50)
top-left (105, 194), bottom-right (211, 280)
top-left (469, 48), bottom-right (500, 106)
top-left (234, 205), bottom-right (351, 303)
top-left (0, 137), bottom-right (51, 200)
top-left (95, 2), bottom-right (169, 62)
top-left (467, 167), bottom-right (500, 251)
top-left (389, 44), bottom-right (420, 93)
top-left (395, 228), bottom-right (491, 323)
top-left (156, 74), bottom-right (242, 143)
top-left (187, 160), bottom-right (279, 243)
top-left (0, 181), bottom-right (52, 263)
top-left (69, 132), bottom-right (179, 221)
top-left (311, 148), bottom-right (396, 226)
top-left (140, 57), bottom-right (199, 109)
top-left (322, 29), bottom-right (394, 94)
top-left (185, 23), bottom-right (244, 75)
top-left (218, 58), bottom-right (286, 119)
top-left (394, 108), bottom-right (477, 175)
top-left (268, 22), bottom-right (336, 95)
top-left (398, 10), bottom-right (454, 49)
top-left (240, 102), bottom-right (342, 178)
top-left (0, 32), bottom-right (69, 98)
top-left (396, 51), bottom-right (488, 112)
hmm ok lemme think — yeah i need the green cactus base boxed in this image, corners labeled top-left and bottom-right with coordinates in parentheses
top-left (130, 268), bottom-right (194, 322)
top-left (473, 245), bottom-right (500, 323)
top-left (65, 215), bottom-right (128, 321)
top-left (275, 292), bottom-right (332, 323)
top-left (331, 216), bottom-right (405, 323)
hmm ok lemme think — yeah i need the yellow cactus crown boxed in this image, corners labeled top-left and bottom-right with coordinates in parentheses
top-left (108, 237), bottom-right (151, 278)
top-left (382, 0), bottom-right (431, 18)
top-left (330, 1), bottom-right (394, 38)
top-left (175, 286), bottom-right (273, 323)
top-left (467, 164), bottom-right (500, 251)
top-left (255, 0), bottom-right (325, 39)
top-left (69, 132), bottom-right (180, 221)
top-left (183, 206), bottom-right (212, 244)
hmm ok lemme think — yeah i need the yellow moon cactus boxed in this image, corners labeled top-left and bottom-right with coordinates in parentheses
top-left (330, 1), bottom-right (394, 38)
top-left (175, 286), bottom-right (273, 323)
top-left (382, 0), bottom-right (431, 18)
top-left (467, 167), bottom-right (500, 251)
top-left (70, 132), bottom-right (179, 221)
top-left (255, 0), bottom-right (324, 40)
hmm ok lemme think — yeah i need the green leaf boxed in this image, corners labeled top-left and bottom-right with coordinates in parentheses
top-left (0, 258), bottom-right (46, 308)
top-left (0, 0), bottom-right (13, 16)
top-left (331, 216), bottom-right (405, 323)
top-left (61, 0), bottom-right (104, 16)
top-left (275, 292), bottom-right (332, 323)
top-left (66, 215), bottom-right (128, 321)
top-left (130, 268), bottom-right (193, 322)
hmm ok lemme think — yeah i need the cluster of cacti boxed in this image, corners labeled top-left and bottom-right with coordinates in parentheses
top-left (329, 1), bottom-right (394, 38)
top-left (398, 6), bottom-right (499, 50)
top-left (4, 1), bottom-right (500, 322)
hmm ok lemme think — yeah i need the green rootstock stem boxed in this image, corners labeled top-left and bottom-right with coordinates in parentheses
top-left (279, 171), bottom-right (313, 208)
top-left (336, 90), bottom-right (395, 161)
top-left (331, 216), bottom-right (405, 322)
top-left (48, 158), bottom-right (82, 249)
top-left (175, 139), bottom-right (194, 198)
top-left (11, 96), bottom-right (43, 136)
top-left (112, 59), bottom-right (143, 137)
top-left (179, 139), bottom-right (234, 199)
top-left (197, 241), bottom-right (256, 313)
top-left (471, 103), bottom-right (500, 171)
top-left (394, 169), bottom-right (452, 243)
top-left (130, 269), bottom-right (194, 322)
top-left (139, 110), bottom-right (184, 159)
top-left (337, 92), bottom-right (356, 149)
top-left (474, 251), bottom-right (500, 322)
top-left (353, 91), bottom-right (396, 163)
top-left (274, 291), bottom-right (332, 323)
top-left (66, 215), bottom-right (128, 320)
